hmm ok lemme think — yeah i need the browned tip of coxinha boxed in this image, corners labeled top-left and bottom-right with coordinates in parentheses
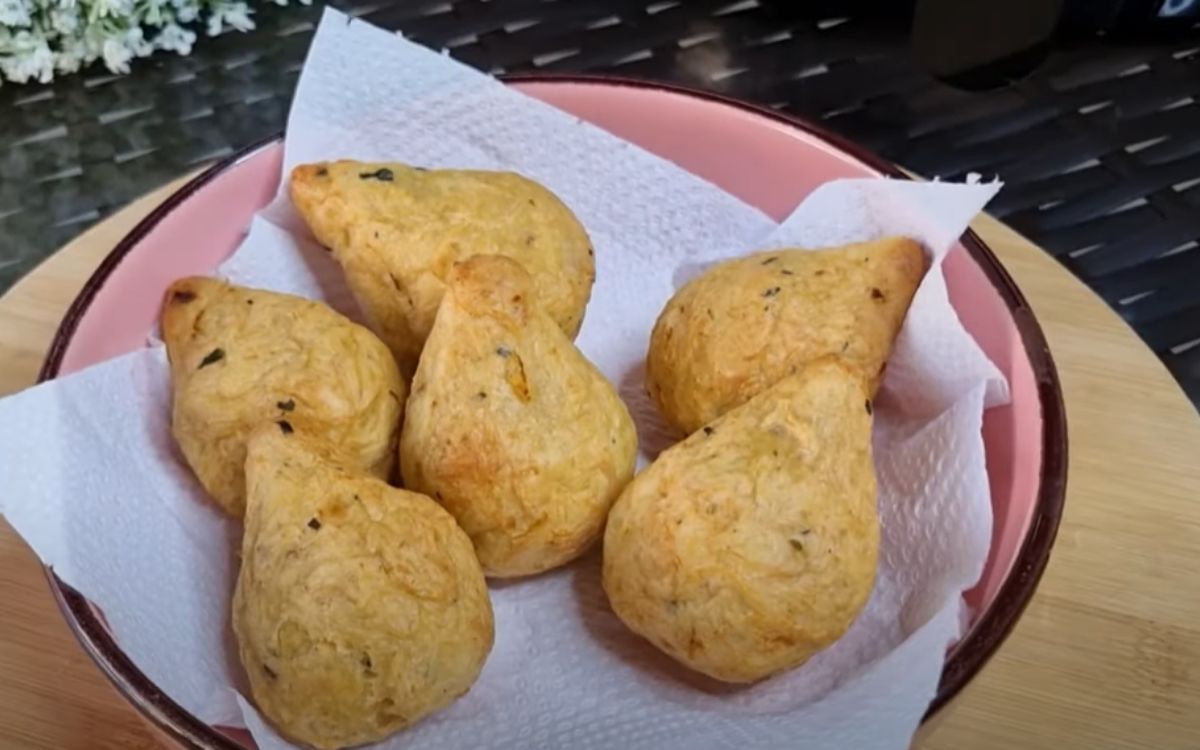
top-left (160, 276), bottom-right (404, 517)
top-left (289, 159), bottom-right (595, 377)
top-left (646, 236), bottom-right (926, 435)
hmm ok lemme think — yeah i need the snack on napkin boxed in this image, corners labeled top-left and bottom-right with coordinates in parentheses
top-left (400, 255), bottom-right (637, 578)
top-left (646, 237), bottom-right (925, 434)
top-left (603, 357), bottom-right (878, 683)
top-left (290, 160), bottom-right (596, 376)
top-left (0, 7), bottom-right (1007, 748)
top-left (234, 426), bottom-right (494, 750)
top-left (161, 277), bottom-right (404, 517)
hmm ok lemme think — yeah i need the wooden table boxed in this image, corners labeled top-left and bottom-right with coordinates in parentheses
top-left (1, 179), bottom-right (1199, 750)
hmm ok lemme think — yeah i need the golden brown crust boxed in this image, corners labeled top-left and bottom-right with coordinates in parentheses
top-left (399, 255), bottom-right (637, 577)
top-left (161, 276), bottom-right (404, 517)
top-left (603, 357), bottom-right (878, 683)
top-left (234, 427), bottom-right (493, 749)
top-left (290, 160), bottom-right (595, 376)
top-left (645, 237), bottom-right (925, 435)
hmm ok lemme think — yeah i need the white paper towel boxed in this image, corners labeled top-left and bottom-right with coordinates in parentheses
top-left (0, 9), bottom-right (1007, 750)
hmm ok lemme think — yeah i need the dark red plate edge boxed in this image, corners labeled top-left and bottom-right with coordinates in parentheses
top-left (33, 74), bottom-right (1068, 746)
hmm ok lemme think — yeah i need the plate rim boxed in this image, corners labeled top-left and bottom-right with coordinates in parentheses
top-left (36, 74), bottom-right (1067, 748)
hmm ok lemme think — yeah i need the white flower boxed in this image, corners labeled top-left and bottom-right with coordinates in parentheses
top-left (0, 0), bottom-right (32, 27)
top-left (56, 27), bottom-right (104, 72)
top-left (50, 6), bottom-right (80, 35)
top-left (96, 26), bottom-right (149, 73)
top-left (170, 0), bottom-right (201, 24)
top-left (0, 33), bottom-right (55, 83)
top-left (90, 0), bottom-right (135, 21)
top-left (153, 21), bottom-right (194, 54)
top-left (123, 25), bottom-right (152, 56)
top-left (54, 45), bottom-right (83, 73)
top-left (0, 0), bottom-right (296, 85)
top-left (206, 1), bottom-right (254, 36)
top-left (0, 27), bottom-right (37, 52)
top-left (141, 0), bottom-right (168, 27)
top-left (101, 35), bottom-right (133, 72)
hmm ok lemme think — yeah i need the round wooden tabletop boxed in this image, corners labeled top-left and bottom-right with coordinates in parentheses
top-left (1, 179), bottom-right (1198, 750)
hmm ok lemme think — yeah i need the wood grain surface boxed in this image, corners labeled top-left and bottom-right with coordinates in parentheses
top-left (0, 180), bottom-right (1198, 750)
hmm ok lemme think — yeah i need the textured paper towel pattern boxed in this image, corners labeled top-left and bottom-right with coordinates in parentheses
top-left (0, 9), bottom-right (1006, 750)
top-left (0, 348), bottom-right (245, 726)
top-left (688, 178), bottom-right (1009, 420)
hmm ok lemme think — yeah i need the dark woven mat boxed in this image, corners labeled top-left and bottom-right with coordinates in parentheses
top-left (2, 0), bottom-right (1199, 405)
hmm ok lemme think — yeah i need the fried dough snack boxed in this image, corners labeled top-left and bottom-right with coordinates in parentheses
top-left (290, 160), bottom-right (595, 375)
top-left (234, 427), bottom-right (493, 750)
top-left (603, 358), bottom-right (878, 683)
top-left (161, 277), bottom-right (404, 517)
top-left (646, 237), bottom-right (925, 434)
top-left (400, 255), bottom-right (636, 577)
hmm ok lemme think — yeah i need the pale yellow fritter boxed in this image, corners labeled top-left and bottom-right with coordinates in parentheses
top-left (400, 255), bottom-right (637, 578)
top-left (290, 160), bottom-right (595, 376)
top-left (160, 276), bottom-right (404, 517)
top-left (603, 357), bottom-right (878, 683)
top-left (646, 237), bottom-right (925, 435)
top-left (234, 427), bottom-right (494, 750)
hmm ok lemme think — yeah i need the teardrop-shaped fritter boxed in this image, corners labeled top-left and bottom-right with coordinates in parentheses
top-left (604, 357), bottom-right (878, 683)
top-left (234, 426), bottom-right (494, 750)
top-left (646, 237), bottom-right (925, 434)
top-left (400, 255), bottom-right (636, 577)
top-left (290, 160), bottom-right (595, 375)
top-left (161, 276), bottom-right (404, 517)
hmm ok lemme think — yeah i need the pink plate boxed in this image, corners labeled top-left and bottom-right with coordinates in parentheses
top-left (40, 76), bottom-right (1066, 749)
